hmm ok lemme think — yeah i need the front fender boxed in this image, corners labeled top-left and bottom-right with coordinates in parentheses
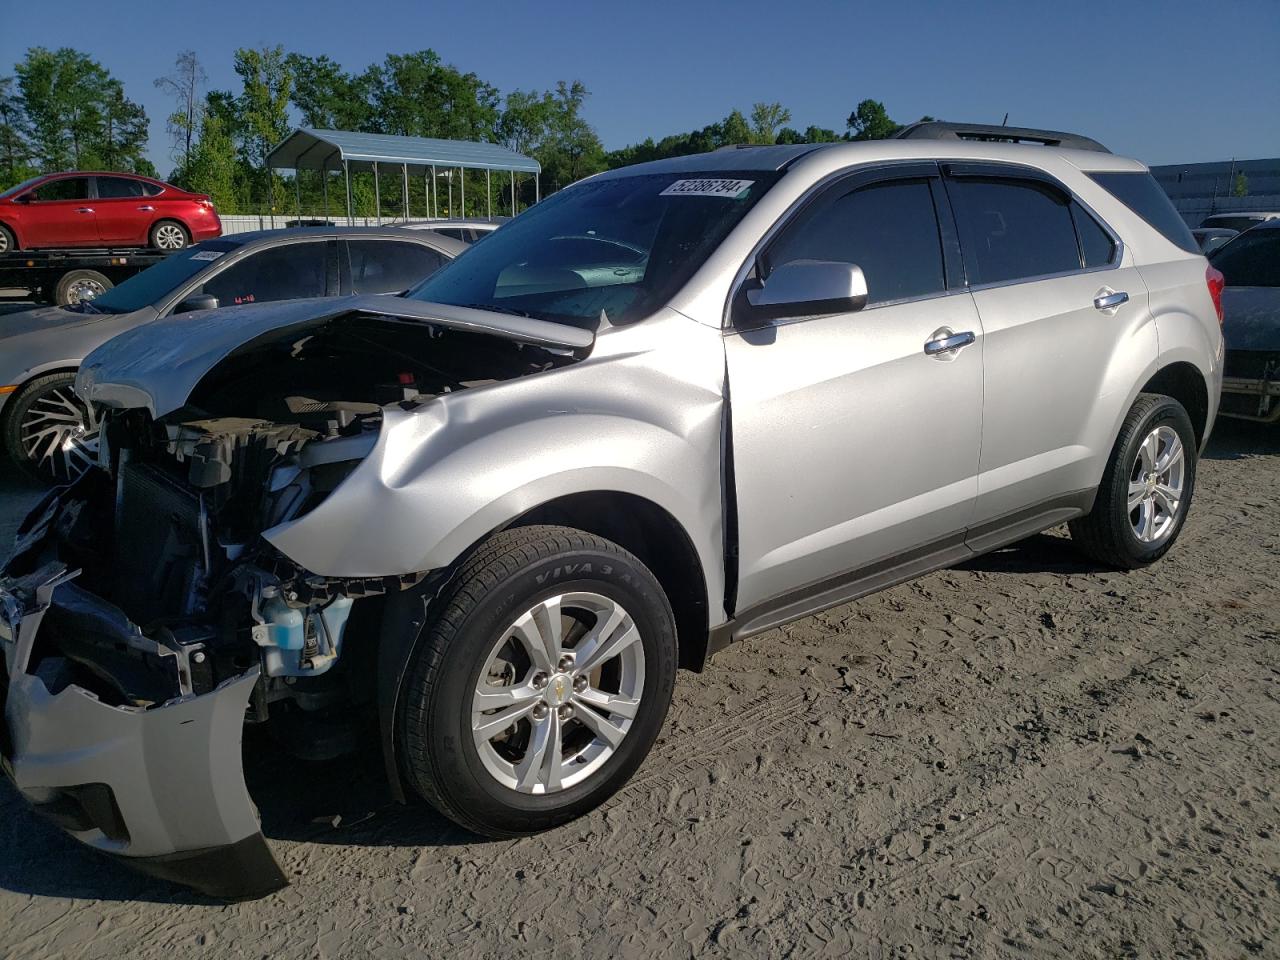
top-left (264, 311), bottom-right (728, 617)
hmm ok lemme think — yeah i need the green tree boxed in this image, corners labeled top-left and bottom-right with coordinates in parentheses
top-left (749, 102), bottom-right (791, 145)
top-left (775, 124), bottom-right (841, 144)
top-left (0, 76), bottom-right (35, 184)
top-left (846, 99), bottom-right (900, 140)
top-left (538, 80), bottom-right (605, 190)
top-left (15, 47), bottom-right (150, 172)
top-left (1232, 172), bottom-right (1249, 198)
top-left (154, 50), bottom-right (206, 178)
top-left (364, 50), bottom-right (499, 141)
top-left (233, 45), bottom-right (293, 212)
top-left (287, 53), bottom-right (370, 130)
top-left (185, 109), bottom-right (243, 210)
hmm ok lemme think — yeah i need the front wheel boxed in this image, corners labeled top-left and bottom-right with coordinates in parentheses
top-left (397, 525), bottom-right (678, 837)
top-left (1069, 393), bottom-right (1197, 569)
top-left (2, 371), bottom-right (100, 483)
top-left (0, 223), bottom-right (16, 254)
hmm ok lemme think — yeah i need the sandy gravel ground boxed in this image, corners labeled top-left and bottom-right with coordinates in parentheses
top-left (1, 419), bottom-right (1276, 959)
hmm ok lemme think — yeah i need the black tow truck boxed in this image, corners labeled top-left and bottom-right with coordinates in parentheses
top-left (0, 247), bottom-right (172, 306)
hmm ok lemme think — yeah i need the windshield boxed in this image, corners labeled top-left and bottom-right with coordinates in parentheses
top-left (90, 239), bottom-right (242, 313)
top-left (406, 170), bottom-right (780, 326)
top-left (0, 175), bottom-right (43, 199)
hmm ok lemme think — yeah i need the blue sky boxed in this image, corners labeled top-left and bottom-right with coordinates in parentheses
top-left (3, 0), bottom-right (1278, 175)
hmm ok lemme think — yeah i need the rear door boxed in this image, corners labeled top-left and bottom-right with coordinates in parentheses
top-left (944, 164), bottom-right (1153, 534)
top-left (23, 176), bottom-right (97, 247)
top-left (726, 163), bottom-right (985, 613)
top-left (93, 176), bottom-right (150, 244)
top-left (343, 238), bottom-right (447, 294)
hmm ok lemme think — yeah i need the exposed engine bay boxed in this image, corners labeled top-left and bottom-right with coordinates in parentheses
top-left (8, 314), bottom-right (579, 741)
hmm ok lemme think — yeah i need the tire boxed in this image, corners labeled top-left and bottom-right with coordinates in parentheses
top-left (0, 223), bottom-right (16, 254)
top-left (54, 269), bottom-right (112, 306)
top-left (149, 220), bottom-right (189, 251)
top-left (1068, 393), bottom-right (1197, 569)
top-left (397, 524), bottom-right (678, 837)
top-left (1, 371), bottom-right (100, 484)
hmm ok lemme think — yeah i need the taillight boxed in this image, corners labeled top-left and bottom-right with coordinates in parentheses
top-left (1205, 264), bottom-right (1225, 326)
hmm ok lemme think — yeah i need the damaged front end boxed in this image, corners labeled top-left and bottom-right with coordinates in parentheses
top-left (0, 297), bottom-right (589, 898)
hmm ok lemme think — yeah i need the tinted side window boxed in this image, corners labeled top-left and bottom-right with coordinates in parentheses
top-left (767, 179), bottom-right (946, 305)
top-left (32, 177), bottom-right (90, 201)
top-left (949, 178), bottom-right (1080, 285)
top-left (349, 240), bottom-right (445, 294)
top-left (1090, 172), bottom-right (1199, 254)
top-left (196, 242), bottom-right (327, 306)
top-left (97, 177), bottom-right (146, 199)
top-left (1071, 203), bottom-right (1116, 268)
top-left (1210, 230), bottom-right (1280, 287)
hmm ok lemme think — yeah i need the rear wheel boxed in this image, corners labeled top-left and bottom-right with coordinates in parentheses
top-left (149, 220), bottom-right (189, 251)
top-left (2, 372), bottom-right (99, 483)
top-left (0, 223), bottom-right (15, 254)
top-left (1069, 393), bottom-right (1197, 568)
top-left (54, 269), bottom-right (112, 306)
top-left (397, 525), bottom-right (678, 837)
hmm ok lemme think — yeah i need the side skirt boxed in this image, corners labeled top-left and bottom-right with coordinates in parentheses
top-left (706, 489), bottom-right (1095, 658)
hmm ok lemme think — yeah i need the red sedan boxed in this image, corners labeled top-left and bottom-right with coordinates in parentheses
top-left (0, 171), bottom-right (222, 253)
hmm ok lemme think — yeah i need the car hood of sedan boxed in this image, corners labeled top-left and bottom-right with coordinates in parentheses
top-left (77, 294), bottom-right (596, 418)
top-left (0, 303), bottom-right (115, 340)
top-left (1222, 287), bottom-right (1280, 352)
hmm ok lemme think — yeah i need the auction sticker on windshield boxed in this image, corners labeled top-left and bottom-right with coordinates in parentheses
top-left (660, 178), bottom-right (755, 199)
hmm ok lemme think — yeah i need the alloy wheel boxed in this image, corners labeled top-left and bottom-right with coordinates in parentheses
top-left (153, 223), bottom-right (186, 250)
top-left (19, 384), bottom-right (99, 482)
top-left (471, 591), bottom-right (645, 795)
top-left (1128, 424), bottom-right (1185, 543)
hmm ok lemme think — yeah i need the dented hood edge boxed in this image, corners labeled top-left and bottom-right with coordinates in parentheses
top-left (75, 294), bottom-right (595, 418)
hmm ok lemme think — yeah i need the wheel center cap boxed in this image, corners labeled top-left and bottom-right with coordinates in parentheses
top-left (545, 673), bottom-right (573, 707)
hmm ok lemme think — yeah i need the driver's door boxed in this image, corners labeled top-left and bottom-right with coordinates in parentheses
top-left (726, 164), bottom-right (984, 618)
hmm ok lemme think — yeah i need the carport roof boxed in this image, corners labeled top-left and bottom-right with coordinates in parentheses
top-left (267, 127), bottom-right (541, 175)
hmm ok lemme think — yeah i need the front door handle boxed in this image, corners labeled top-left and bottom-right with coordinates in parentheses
top-left (137, 205), bottom-right (155, 211)
top-left (1094, 290), bottom-right (1129, 311)
top-left (924, 330), bottom-right (976, 356)
top-left (75, 207), bottom-right (94, 214)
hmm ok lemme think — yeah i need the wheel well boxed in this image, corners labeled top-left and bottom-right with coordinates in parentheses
top-left (1140, 362), bottom-right (1210, 448)
top-left (509, 492), bottom-right (712, 672)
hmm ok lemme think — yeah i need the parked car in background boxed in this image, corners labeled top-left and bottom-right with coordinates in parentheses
top-left (404, 216), bottom-right (508, 242)
top-left (0, 123), bottom-right (1223, 899)
top-left (0, 226), bottom-right (464, 481)
top-left (1192, 226), bottom-right (1238, 256)
top-left (1199, 211), bottom-right (1280, 234)
top-left (1211, 220), bottom-right (1280, 421)
top-left (0, 172), bottom-right (222, 253)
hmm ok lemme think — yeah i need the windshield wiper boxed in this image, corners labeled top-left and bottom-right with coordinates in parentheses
top-left (458, 301), bottom-right (539, 320)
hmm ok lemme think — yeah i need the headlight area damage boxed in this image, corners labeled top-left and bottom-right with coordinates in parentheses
top-left (0, 297), bottom-right (592, 899)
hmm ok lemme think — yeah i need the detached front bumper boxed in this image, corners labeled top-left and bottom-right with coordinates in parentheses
top-left (0, 564), bottom-right (287, 900)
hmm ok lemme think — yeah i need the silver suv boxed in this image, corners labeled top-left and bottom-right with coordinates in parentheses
top-left (0, 122), bottom-right (1223, 898)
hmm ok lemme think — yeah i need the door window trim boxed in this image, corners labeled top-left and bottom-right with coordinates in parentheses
top-left (724, 160), bottom-right (965, 331)
top-left (940, 160), bottom-right (1124, 292)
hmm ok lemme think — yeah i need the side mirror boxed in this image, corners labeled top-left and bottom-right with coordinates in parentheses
top-left (175, 293), bottom-right (219, 314)
top-left (746, 260), bottom-right (868, 319)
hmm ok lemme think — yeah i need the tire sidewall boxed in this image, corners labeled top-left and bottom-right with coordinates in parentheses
top-left (419, 546), bottom-right (676, 830)
top-left (1109, 399), bottom-right (1197, 564)
top-left (3, 372), bottom-right (85, 482)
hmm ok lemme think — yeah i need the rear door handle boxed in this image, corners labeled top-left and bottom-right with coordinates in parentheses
top-left (924, 330), bottom-right (976, 356)
top-left (1094, 290), bottom-right (1129, 311)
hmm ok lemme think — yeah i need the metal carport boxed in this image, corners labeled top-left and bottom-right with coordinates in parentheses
top-left (266, 128), bottom-right (541, 225)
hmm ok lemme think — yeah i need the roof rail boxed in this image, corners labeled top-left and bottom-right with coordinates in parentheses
top-left (893, 121), bottom-right (1110, 154)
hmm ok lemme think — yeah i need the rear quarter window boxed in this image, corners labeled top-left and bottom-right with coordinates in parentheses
top-left (1089, 172), bottom-right (1199, 254)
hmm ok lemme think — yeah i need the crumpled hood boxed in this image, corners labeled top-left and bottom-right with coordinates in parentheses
top-left (77, 294), bottom-right (595, 417)
top-left (1222, 287), bottom-right (1280, 352)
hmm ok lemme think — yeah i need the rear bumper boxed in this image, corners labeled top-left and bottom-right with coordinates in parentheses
top-left (0, 563), bottom-right (287, 900)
